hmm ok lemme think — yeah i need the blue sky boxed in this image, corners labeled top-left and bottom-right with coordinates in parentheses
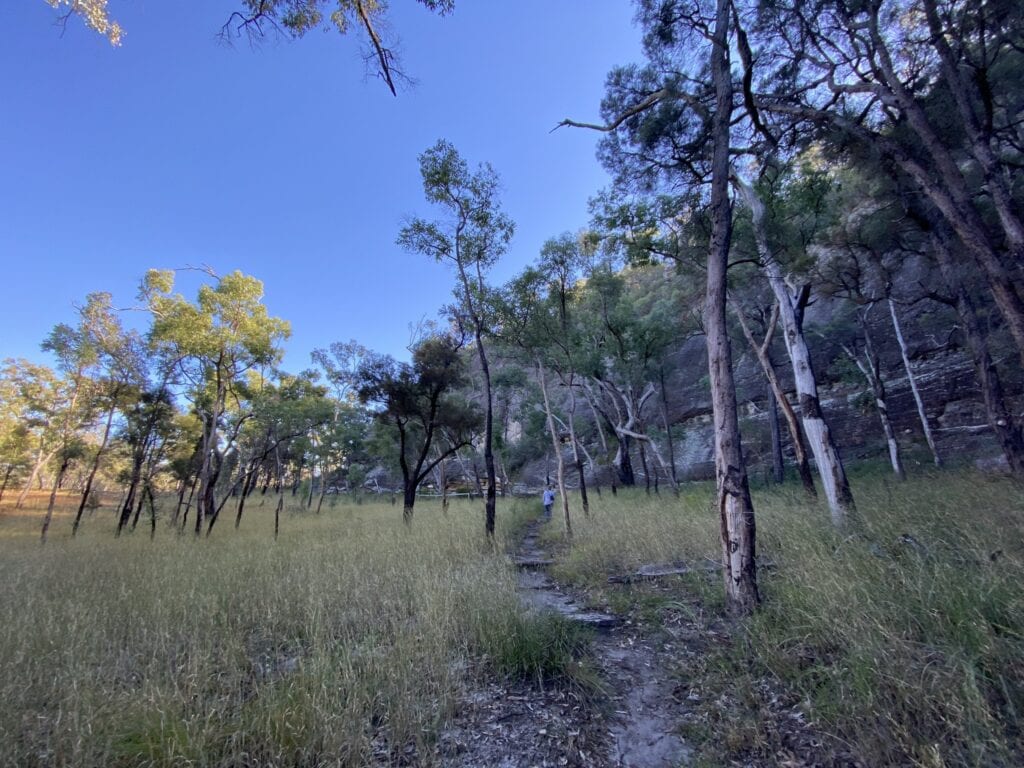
top-left (0, 1), bottom-right (642, 371)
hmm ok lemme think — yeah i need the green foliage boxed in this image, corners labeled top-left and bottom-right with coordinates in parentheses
top-left (398, 140), bottom-right (513, 322)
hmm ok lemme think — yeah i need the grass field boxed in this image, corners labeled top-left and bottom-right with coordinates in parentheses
top-left (2, 469), bottom-right (1023, 767)
top-left (0, 493), bottom-right (583, 767)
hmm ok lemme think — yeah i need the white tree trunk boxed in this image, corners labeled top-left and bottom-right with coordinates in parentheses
top-left (888, 298), bottom-right (942, 467)
top-left (538, 360), bottom-right (571, 538)
top-left (733, 174), bottom-right (855, 528)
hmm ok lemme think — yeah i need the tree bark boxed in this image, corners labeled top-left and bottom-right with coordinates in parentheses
top-left (0, 465), bottom-right (13, 504)
top-left (475, 327), bottom-right (498, 539)
top-left (565, 382), bottom-right (589, 514)
top-left (887, 299), bottom-right (942, 467)
top-left (707, 0), bottom-right (759, 614)
top-left (538, 360), bottom-right (571, 538)
top-left (843, 331), bottom-right (905, 481)
top-left (40, 455), bottom-right (71, 543)
top-left (933, 236), bottom-right (1024, 478)
top-left (733, 303), bottom-right (817, 498)
top-left (615, 434), bottom-right (636, 486)
top-left (767, 378), bottom-right (784, 484)
top-left (733, 175), bottom-right (854, 527)
top-left (16, 446), bottom-right (57, 509)
top-left (658, 368), bottom-right (680, 494)
top-left (637, 434), bottom-right (652, 494)
top-left (73, 402), bottom-right (116, 536)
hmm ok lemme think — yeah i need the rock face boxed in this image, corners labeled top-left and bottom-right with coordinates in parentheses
top-left (511, 293), bottom-right (1022, 490)
top-left (663, 296), bottom-right (1024, 481)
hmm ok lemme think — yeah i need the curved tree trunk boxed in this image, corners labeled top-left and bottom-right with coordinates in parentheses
top-left (566, 383), bottom-right (589, 514)
top-left (768, 379), bottom-right (784, 484)
top-left (16, 446), bottom-right (56, 510)
top-left (933, 235), bottom-right (1024, 478)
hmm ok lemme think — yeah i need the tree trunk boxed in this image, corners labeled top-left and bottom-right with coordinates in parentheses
top-left (235, 463), bottom-right (258, 529)
top-left (733, 176), bottom-right (854, 526)
top-left (615, 434), bottom-right (636, 486)
top-left (658, 369), bottom-right (680, 494)
top-left (856, 10), bottom-right (1024, 368)
top-left (146, 484), bottom-right (158, 540)
top-left (563, 381), bottom-right (589, 513)
top-left (40, 455), bottom-right (71, 543)
top-left (637, 435), bottom-right (652, 495)
top-left (402, 483), bottom-right (416, 525)
top-left (16, 446), bottom-right (56, 509)
top-left (475, 328), bottom-right (498, 540)
top-left (274, 494), bottom-right (283, 540)
top-left (933, 236), bottom-right (1024, 478)
top-left (171, 478), bottom-right (187, 526)
top-left (844, 333), bottom-right (905, 481)
top-left (887, 298), bottom-right (942, 467)
top-left (768, 378), bottom-right (784, 484)
top-left (73, 403), bottom-right (116, 536)
top-left (180, 475), bottom-right (198, 533)
top-left (315, 460), bottom-right (327, 514)
top-left (707, 0), bottom-right (759, 614)
top-left (538, 360), bottom-right (571, 538)
top-left (0, 465), bottom-right (13, 504)
top-left (733, 304), bottom-right (817, 498)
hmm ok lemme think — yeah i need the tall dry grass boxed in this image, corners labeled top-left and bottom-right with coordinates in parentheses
top-left (547, 470), bottom-right (1024, 766)
top-left (0, 494), bottom-right (575, 767)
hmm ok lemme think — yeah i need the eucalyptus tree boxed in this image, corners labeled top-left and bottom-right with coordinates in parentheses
top-left (116, 384), bottom-right (177, 536)
top-left (356, 333), bottom-right (481, 522)
top-left (576, 264), bottom-right (684, 493)
top-left (814, 180), bottom-right (949, 474)
top-left (311, 340), bottom-right (372, 509)
top-left (221, 371), bottom-right (333, 531)
top-left (46, 0), bottom-right (455, 96)
top-left (752, 0), bottom-right (1024, 367)
top-left (538, 234), bottom-right (594, 508)
top-left (398, 140), bottom-right (514, 539)
top-left (5, 360), bottom-right (64, 510)
top-left (63, 292), bottom-right (148, 536)
top-left (835, 170), bottom-right (1024, 478)
top-left (142, 269), bottom-right (290, 535)
top-left (38, 320), bottom-right (105, 542)
top-left (496, 266), bottom-right (577, 535)
top-left (731, 169), bottom-right (856, 525)
top-left (560, 0), bottom-right (760, 611)
top-left (498, 233), bottom-right (597, 513)
top-left (0, 363), bottom-right (33, 503)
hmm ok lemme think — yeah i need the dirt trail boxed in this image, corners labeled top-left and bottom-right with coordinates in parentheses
top-left (515, 520), bottom-right (692, 768)
top-left (435, 519), bottom-right (852, 767)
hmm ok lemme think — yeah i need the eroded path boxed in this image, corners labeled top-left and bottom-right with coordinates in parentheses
top-left (515, 520), bottom-right (692, 768)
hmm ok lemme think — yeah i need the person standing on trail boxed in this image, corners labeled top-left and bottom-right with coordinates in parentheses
top-left (542, 486), bottom-right (556, 520)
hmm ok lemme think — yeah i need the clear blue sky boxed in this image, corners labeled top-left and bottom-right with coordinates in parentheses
top-left (0, 1), bottom-right (641, 371)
